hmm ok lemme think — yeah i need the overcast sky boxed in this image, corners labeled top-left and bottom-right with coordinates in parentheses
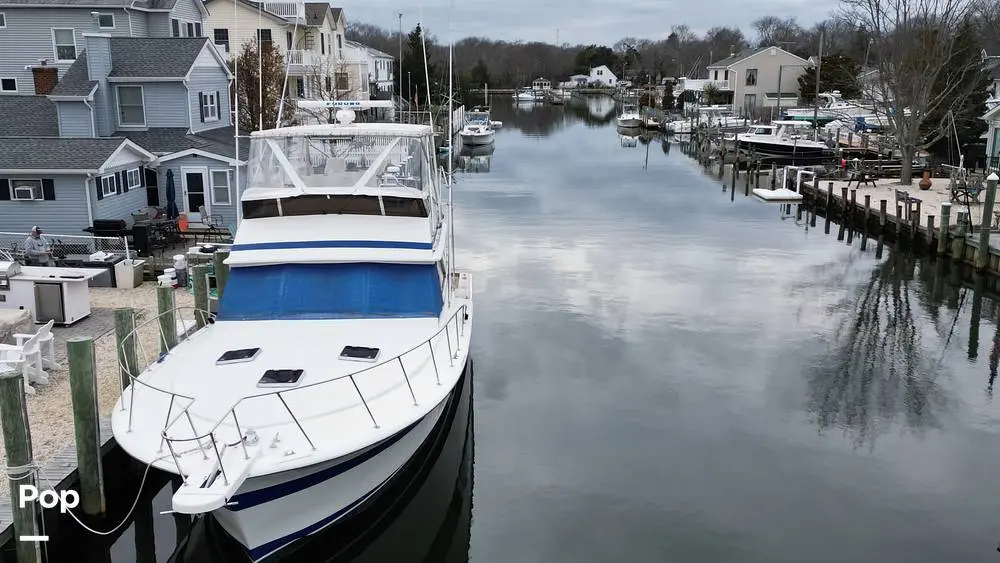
top-left (339, 0), bottom-right (834, 46)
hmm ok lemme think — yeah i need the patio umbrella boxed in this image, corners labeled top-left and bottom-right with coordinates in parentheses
top-left (165, 169), bottom-right (179, 219)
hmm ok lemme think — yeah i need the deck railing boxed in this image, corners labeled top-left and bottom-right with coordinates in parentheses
top-left (117, 278), bottom-right (472, 484)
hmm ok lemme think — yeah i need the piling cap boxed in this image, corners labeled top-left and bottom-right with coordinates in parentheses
top-left (988, 172), bottom-right (999, 182)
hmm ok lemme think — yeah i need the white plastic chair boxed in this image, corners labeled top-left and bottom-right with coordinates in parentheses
top-left (14, 320), bottom-right (57, 371)
top-left (0, 331), bottom-right (44, 394)
top-left (0, 357), bottom-right (30, 395)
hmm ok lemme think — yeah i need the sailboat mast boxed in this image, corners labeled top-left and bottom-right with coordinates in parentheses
top-left (447, 9), bottom-right (455, 306)
top-left (812, 30), bottom-right (823, 141)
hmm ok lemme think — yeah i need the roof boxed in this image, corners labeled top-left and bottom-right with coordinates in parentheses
top-left (344, 40), bottom-right (393, 59)
top-left (108, 37), bottom-right (209, 78)
top-left (329, 6), bottom-right (341, 22)
top-left (0, 0), bottom-right (185, 10)
top-left (303, 2), bottom-right (328, 25)
top-left (113, 127), bottom-right (249, 161)
top-left (708, 46), bottom-right (809, 68)
top-left (0, 96), bottom-right (59, 136)
top-left (0, 137), bottom-right (129, 171)
top-left (49, 53), bottom-right (97, 97)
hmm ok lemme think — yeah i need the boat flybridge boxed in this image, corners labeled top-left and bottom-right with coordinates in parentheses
top-left (111, 108), bottom-right (473, 561)
top-left (459, 106), bottom-right (495, 146)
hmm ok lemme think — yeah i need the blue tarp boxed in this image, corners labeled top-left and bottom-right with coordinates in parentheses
top-left (218, 263), bottom-right (443, 320)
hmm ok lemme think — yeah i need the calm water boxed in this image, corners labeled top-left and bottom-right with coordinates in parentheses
top-left (54, 95), bottom-right (1000, 562)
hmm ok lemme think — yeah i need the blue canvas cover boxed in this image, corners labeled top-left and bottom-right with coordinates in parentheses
top-left (218, 263), bottom-right (443, 320)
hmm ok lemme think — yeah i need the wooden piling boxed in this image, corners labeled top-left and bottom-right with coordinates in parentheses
top-left (864, 194), bottom-right (871, 223)
top-left (68, 336), bottom-right (106, 516)
top-left (926, 216), bottom-right (935, 246)
top-left (841, 187), bottom-right (848, 210)
top-left (0, 369), bottom-right (42, 563)
top-left (952, 212), bottom-right (967, 260)
top-left (896, 205), bottom-right (902, 237)
top-left (192, 264), bottom-right (209, 329)
top-left (114, 308), bottom-right (136, 391)
top-left (212, 249), bottom-right (230, 299)
top-left (976, 175), bottom-right (999, 270)
top-left (770, 164), bottom-right (777, 188)
top-left (938, 202), bottom-right (951, 255)
top-left (879, 200), bottom-right (887, 227)
top-left (912, 201), bottom-right (922, 238)
top-left (826, 182), bottom-right (833, 209)
top-left (850, 189), bottom-right (857, 220)
top-left (157, 285), bottom-right (177, 353)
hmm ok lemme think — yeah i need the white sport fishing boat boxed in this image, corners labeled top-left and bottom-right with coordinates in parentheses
top-left (736, 120), bottom-right (833, 159)
top-left (616, 103), bottom-right (643, 128)
top-left (111, 109), bottom-right (473, 561)
top-left (459, 105), bottom-right (495, 146)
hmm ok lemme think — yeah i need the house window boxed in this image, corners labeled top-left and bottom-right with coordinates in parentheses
top-left (213, 28), bottom-right (229, 53)
top-left (286, 31), bottom-right (292, 50)
top-left (97, 13), bottom-right (114, 29)
top-left (201, 91), bottom-right (218, 121)
top-left (745, 68), bottom-right (757, 87)
top-left (336, 34), bottom-right (342, 49)
top-left (724, 70), bottom-right (729, 81)
top-left (257, 29), bottom-right (272, 47)
top-left (52, 28), bottom-right (77, 62)
top-left (210, 170), bottom-right (230, 205)
top-left (126, 168), bottom-right (141, 190)
top-left (335, 72), bottom-right (348, 90)
top-left (11, 180), bottom-right (41, 201)
top-left (743, 93), bottom-right (757, 113)
top-left (194, 22), bottom-right (201, 37)
top-left (100, 175), bottom-right (116, 197)
top-left (171, 18), bottom-right (180, 37)
top-left (116, 85), bottom-right (145, 126)
top-left (0, 78), bottom-right (15, 92)
top-left (0, 13), bottom-right (6, 28)
top-left (320, 33), bottom-right (325, 54)
top-left (185, 22), bottom-right (195, 37)
top-left (713, 70), bottom-right (718, 80)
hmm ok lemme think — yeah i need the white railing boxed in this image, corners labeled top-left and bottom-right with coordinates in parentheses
top-left (261, 0), bottom-right (302, 18)
top-left (155, 303), bottom-right (470, 483)
top-left (286, 49), bottom-right (315, 66)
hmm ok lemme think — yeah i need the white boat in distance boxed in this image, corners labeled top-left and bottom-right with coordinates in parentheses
top-left (514, 88), bottom-right (536, 102)
top-left (616, 103), bottom-right (643, 128)
top-left (459, 106), bottom-right (495, 146)
top-left (736, 120), bottom-right (833, 158)
top-left (111, 111), bottom-right (473, 561)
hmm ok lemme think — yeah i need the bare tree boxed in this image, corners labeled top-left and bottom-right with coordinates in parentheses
top-left (231, 38), bottom-right (295, 132)
top-left (839, 0), bottom-right (985, 184)
top-left (297, 56), bottom-right (362, 124)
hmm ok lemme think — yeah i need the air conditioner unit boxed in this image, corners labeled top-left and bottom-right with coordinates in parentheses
top-left (12, 183), bottom-right (40, 201)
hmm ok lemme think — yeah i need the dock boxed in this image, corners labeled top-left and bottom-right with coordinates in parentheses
top-left (0, 284), bottom-right (194, 546)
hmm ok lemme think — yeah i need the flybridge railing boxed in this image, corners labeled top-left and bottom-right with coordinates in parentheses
top-left (156, 302), bottom-right (470, 484)
top-left (116, 285), bottom-right (472, 482)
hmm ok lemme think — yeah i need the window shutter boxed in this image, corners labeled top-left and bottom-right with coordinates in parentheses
top-left (137, 168), bottom-right (145, 188)
top-left (199, 93), bottom-right (206, 122)
top-left (122, 170), bottom-right (129, 193)
top-left (216, 91), bottom-right (222, 119)
top-left (0, 179), bottom-right (9, 201)
top-left (115, 172), bottom-right (122, 194)
top-left (95, 178), bottom-right (104, 201)
top-left (41, 179), bottom-right (55, 201)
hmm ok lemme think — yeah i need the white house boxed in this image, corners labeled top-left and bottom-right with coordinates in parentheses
top-left (203, 0), bottom-right (365, 101)
top-left (360, 43), bottom-right (394, 99)
top-left (588, 65), bottom-right (616, 87)
top-left (985, 104), bottom-right (1000, 175)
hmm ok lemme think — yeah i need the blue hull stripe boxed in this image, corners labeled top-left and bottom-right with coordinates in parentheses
top-left (247, 476), bottom-right (390, 561)
top-left (228, 418), bottom-right (422, 512)
top-left (232, 240), bottom-right (433, 252)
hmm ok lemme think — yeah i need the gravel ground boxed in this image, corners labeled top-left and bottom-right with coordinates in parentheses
top-left (0, 283), bottom-right (195, 498)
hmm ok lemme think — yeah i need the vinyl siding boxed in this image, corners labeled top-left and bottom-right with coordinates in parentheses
top-left (55, 100), bottom-right (93, 137)
top-left (86, 36), bottom-right (115, 136)
top-left (0, 8), bottom-right (134, 96)
top-left (124, 10), bottom-right (149, 37)
top-left (157, 157), bottom-right (242, 226)
top-left (147, 13), bottom-right (171, 37)
top-left (0, 174), bottom-right (90, 235)
top-left (730, 49), bottom-right (809, 109)
top-left (92, 165), bottom-right (149, 221)
top-left (110, 81), bottom-right (188, 130)
top-left (169, 0), bottom-right (203, 30)
top-left (187, 66), bottom-right (231, 133)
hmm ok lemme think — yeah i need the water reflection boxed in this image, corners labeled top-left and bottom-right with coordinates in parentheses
top-left (456, 143), bottom-right (494, 173)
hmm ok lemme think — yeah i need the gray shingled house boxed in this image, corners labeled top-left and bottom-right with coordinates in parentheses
top-left (0, 34), bottom-right (246, 236)
top-left (0, 0), bottom-right (209, 96)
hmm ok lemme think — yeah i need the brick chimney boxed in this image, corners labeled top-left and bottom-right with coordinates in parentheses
top-left (32, 60), bottom-right (58, 95)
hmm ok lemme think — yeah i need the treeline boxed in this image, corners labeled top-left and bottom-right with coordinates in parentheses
top-left (347, 13), bottom-right (1000, 90)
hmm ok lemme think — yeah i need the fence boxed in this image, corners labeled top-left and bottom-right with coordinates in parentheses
top-left (0, 231), bottom-right (130, 264)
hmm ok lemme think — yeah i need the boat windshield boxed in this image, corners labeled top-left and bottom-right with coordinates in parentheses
top-left (467, 112), bottom-right (490, 125)
top-left (246, 131), bottom-right (434, 193)
top-left (623, 105), bottom-right (638, 113)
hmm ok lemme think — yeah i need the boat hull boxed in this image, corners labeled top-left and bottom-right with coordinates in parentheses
top-left (616, 117), bottom-right (642, 128)
top-left (459, 131), bottom-right (495, 146)
top-left (214, 388), bottom-right (456, 561)
top-left (736, 139), bottom-right (831, 159)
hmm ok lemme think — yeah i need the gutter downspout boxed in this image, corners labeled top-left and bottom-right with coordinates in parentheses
top-left (84, 174), bottom-right (95, 229)
top-left (124, 0), bottom-right (136, 37)
top-left (83, 97), bottom-right (97, 136)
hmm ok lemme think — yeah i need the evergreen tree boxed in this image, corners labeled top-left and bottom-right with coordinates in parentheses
top-left (401, 24), bottom-right (436, 106)
top-left (797, 55), bottom-right (862, 103)
top-left (662, 86), bottom-right (675, 111)
top-left (469, 59), bottom-right (491, 88)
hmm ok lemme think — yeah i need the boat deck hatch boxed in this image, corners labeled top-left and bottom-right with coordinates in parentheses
top-left (216, 348), bottom-right (262, 365)
top-left (340, 346), bottom-right (380, 363)
top-left (257, 369), bottom-right (304, 388)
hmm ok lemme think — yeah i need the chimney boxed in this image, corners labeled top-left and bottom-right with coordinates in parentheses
top-left (83, 33), bottom-right (113, 81)
top-left (32, 60), bottom-right (58, 95)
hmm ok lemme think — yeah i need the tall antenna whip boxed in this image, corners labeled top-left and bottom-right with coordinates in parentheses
top-left (257, 1), bottom-right (263, 131)
top-left (447, 0), bottom-right (455, 302)
top-left (232, 0), bottom-right (241, 224)
top-left (419, 7), bottom-right (432, 127)
top-left (276, 0), bottom-right (300, 124)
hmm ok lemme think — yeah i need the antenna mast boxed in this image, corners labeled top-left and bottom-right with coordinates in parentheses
top-left (447, 1), bottom-right (455, 305)
top-left (232, 0), bottom-right (241, 224)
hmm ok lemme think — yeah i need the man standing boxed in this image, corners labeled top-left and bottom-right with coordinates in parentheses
top-left (23, 226), bottom-right (53, 266)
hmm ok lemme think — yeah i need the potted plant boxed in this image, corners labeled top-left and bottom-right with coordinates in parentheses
top-left (919, 168), bottom-right (933, 190)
